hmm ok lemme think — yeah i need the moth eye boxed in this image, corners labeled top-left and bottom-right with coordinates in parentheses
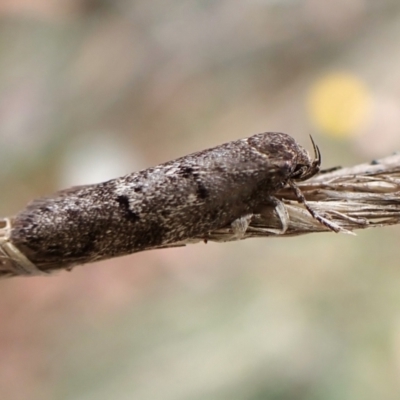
top-left (292, 164), bottom-right (307, 178)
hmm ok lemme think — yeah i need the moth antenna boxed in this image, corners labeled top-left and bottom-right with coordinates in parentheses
top-left (309, 134), bottom-right (321, 168)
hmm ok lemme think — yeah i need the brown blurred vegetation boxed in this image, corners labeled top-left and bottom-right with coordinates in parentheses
top-left (1, 1), bottom-right (400, 399)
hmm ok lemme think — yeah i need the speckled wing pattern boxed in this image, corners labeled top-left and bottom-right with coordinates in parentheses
top-left (10, 132), bottom-right (320, 271)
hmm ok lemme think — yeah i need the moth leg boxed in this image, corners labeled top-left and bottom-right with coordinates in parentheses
top-left (230, 214), bottom-right (253, 239)
top-left (319, 166), bottom-right (341, 174)
top-left (230, 196), bottom-right (289, 238)
top-left (253, 196), bottom-right (289, 234)
top-left (266, 196), bottom-right (289, 234)
top-left (288, 180), bottom-right (343, 233)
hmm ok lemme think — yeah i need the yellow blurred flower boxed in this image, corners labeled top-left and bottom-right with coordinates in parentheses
top-left (307, 72), bottom-right (372, 137)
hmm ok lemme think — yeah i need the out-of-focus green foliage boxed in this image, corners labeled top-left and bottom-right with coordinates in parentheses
top-left (1, 1), bottom-right (400, 399)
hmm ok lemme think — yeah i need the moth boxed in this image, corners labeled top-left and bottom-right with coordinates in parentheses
top-left (6, 132), bottom-right (340, 273)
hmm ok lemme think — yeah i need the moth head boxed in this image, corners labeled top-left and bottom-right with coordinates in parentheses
top-left (290, 135), bottom-right (321, 181)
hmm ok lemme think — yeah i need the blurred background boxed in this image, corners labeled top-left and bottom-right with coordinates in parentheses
top-left (1, 1), bottom-right (400, 399)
